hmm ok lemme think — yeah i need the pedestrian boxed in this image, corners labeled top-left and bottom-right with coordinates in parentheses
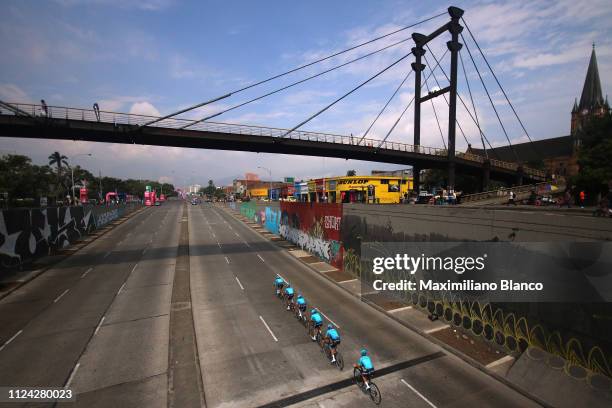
top-left (579, 190), bottom-right (586, 208)
top-left (508, 190), bottom-right (515, 205)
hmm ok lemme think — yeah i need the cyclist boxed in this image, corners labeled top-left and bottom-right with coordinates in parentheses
top-left (310, 308), bottom-right (323, 341)
top-left (274, 274), bottom-right (284, 296)
top-left (296, 294), bottom-right (307, 318)
top-left (284, 283), bottom-right (295, 310)
top-left (324, 324), bottom-right (341, 363)
top-left (355, 348), bottom-right (374, 390)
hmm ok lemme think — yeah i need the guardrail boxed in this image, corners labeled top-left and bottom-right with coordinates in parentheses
top-left (0, 102), bottom-right (546, 178)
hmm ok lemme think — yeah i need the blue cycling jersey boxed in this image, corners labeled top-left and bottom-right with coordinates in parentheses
top-left (326, 328), bottom-right (340, 341)
top-left (297, 297), bottom-right (306, 305)
top-left (311, 313), bottom-right (323, 324)
top-left (285, 287), bottom-right (294, 296)
top-left (359, 356), bottom-right (374, 371)
top-left (274, 278), bottom-right (284, 286)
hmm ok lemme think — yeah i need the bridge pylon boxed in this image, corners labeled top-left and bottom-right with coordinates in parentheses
top-left (411, 6), bottom-right (464, 194)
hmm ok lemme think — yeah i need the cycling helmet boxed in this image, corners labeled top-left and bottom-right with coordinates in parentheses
top-left (311, 308), bottom-right (317, 314)
top-left (297, 294), bottom-right (303, 299)
top-left (360, 348), bottom-right (368, 356)
top-left (327, 324), bottom-right (333, 330)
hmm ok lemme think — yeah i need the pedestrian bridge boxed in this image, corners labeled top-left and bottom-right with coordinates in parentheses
top-left (0, 102), bottom-right (547, 183)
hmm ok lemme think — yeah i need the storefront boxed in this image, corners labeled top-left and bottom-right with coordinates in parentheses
top-left (311, 176), bottom-right (412, 204)
top-left (248, 188), bottom-right (268, 199)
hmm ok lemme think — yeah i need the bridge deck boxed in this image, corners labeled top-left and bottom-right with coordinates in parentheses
top-left (0, 102), bottom-right (546, 182)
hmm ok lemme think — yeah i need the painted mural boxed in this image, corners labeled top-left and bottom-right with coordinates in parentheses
top-left (0, 204), bottom-right (140, 269)
top-left (240, 201), bottom-right (281, 235)
top-left (279, 202), bottom-right (343, 269)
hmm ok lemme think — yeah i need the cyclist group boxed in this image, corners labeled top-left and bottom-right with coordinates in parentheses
top-left (274, 274), bottom-right (375, 389)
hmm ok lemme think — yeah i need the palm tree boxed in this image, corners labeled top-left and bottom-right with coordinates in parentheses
top-left (48, 151), bottom-right (69, 199)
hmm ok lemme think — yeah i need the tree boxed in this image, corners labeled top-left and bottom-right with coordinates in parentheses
top-left (346, 169), bottom-right (357, 176)
top-left (571, 113), bottom-right (612, 203)
top-left (48, 151), bottom-right (69, 198)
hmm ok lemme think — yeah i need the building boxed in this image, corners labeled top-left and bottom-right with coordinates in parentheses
top-left (468, 45), bottom-right (609, 179)
top-left (188, 184), bottom-right (201, 194)
top-left (304, 175), bottom-right (413, 204)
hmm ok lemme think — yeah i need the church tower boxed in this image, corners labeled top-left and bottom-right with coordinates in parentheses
top-left (571, 44), bottom-right (609, 138)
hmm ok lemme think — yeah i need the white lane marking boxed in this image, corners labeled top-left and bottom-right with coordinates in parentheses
top-left (244, 241), bottom-right (251, 248)
top-left (235, 276), bottom-right (244, 290)
top-left (339, 278), bottom-right (358, 283)
top-left (143, 247), bottom-right (147, 255)
top-left (217, 242), bottom-right (222, 248)
top-left (94, 316), bottom-right (105, 336)
top-left (65, 363), bottom-right (80, 388)
top-left (225, 256), bottom-right (230, 264)
top-left (0, 330), bottom-right (23, 352)
top-left (234, 232), bottom-right (240, 238)
top-left (389, 306), bottom-right (413, 313)
top-left (257, 254), bottom-right (265, 263)
top-left (212, 232), bottom-right (216, 238)
top-left (103, 251), bottom-right (111, 258)
top-left (53, 289), bottom-right (70, 303)
top-left (259, 316), bottom-right (278, 342)
top-left (319, 310), bottom-right (341, 329)
top-left (228, 224), bottom-right (233, 230)
top-left (401, 379), bottom-right (437, 408)
top-left (81, 267), bottom-right (93, 278)
top-left (131, 264), bottom-right (138, 273)
top-left (117, 282), bottom-right (126, 295)
top-left (424, 325), bottom-right (449, 334)
top-left (486, 355), bottom-right (515, 369)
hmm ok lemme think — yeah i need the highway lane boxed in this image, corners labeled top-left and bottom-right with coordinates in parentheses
top-left (0, 201), bottom-right (182, 408)
top-left (189, 203), bottom-right (541, 408)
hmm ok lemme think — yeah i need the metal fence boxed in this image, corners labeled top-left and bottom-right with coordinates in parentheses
top-left (1, 102), bottom-right (546, 178)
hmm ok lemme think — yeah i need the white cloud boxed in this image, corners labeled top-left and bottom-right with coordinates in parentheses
top-left (129, 101), bottom-right (161, 117)
top-left (0, 83), bottom-right (32, 103)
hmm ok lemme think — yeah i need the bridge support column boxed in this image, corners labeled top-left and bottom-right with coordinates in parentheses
top-left (446, 7), bottom-right (463, 192)
top-left (481, 160), bottom-right (490, 192)
top-left (413, 166), bottom-right (420, 194)
top-left (516, 165), bottom-right (524, 186)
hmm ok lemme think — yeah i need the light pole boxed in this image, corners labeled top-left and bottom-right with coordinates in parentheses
top-left (69, 153), bottom-right (92, 205)
top-left (257, 166), bottom-right (272, 201)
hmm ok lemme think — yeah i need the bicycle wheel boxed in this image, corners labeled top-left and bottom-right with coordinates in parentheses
top-left (368, 382), bottom-right (381, 405)
top-left (353, 368), bottom-right (363, 386)
top-left (335, 351), bottom-right (344, 370)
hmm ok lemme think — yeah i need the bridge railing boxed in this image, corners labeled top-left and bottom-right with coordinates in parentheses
top-left (1, 102), bottom-right (546, 179)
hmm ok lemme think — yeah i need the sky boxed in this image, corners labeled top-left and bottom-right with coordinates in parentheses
top-left (0, 0), bottom-right (611, 188)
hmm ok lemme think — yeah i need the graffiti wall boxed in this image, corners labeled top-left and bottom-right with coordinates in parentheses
top-left (0, 204), bottom-right (140, 270)
top-left (279, 202), bottom-right (343, 269)
top-left (240, 201), bottom-right (281, 235)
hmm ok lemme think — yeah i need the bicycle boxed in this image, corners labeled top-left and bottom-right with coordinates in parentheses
top-left (308, 321), bottom-right (323, 343)
top-left (323, 340), bottom-right (344, 370)
top-left (295, 305), bottom-right (308, 327)
top-left (353, 365), bottom-right (381, 405)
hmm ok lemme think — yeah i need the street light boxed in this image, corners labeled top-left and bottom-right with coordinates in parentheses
top-left (257, 166), bottom-right (272, 201)
top-left (69, 153), bottom-right (92, 205)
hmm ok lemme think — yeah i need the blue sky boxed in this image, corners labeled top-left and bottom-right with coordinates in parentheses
top-left (1, 0), bottom-right (611, 187)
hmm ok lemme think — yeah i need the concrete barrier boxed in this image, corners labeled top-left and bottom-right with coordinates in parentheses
top-left (0, 203), bottom-right (142, 270)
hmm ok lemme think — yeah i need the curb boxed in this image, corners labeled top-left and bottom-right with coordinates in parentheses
top-left (0, 206), bottom-right (148, 301)
top-left (221, 205), bottom-right (552, 408)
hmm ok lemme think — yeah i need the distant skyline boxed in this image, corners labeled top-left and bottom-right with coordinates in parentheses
top-left (1, 0), bottom-right (611, 188)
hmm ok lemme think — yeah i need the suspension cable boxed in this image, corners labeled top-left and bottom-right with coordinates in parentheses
top-left (145, 11), bottom-right (447, 126)
top-left (423, 75), bottom-right (447, 149)
top-left (181, 36), bottom-right (413, 129)
top-left (281, 51), bottom-right (414, 138)
top-left (459, 49), bottom-right (488, 157)
top-left (358, 69), bottom-right (413, 145)
top-left (422, 52), bottom-right (470, 147)
top-left (462, 18), bottom-right (536, 146)
top-left (456, 38), bottom-right (519, 161)
top-left (376, 49), bottom-right (448, 148)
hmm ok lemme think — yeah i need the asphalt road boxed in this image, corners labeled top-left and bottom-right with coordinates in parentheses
top-left (0, 200), bottom-right (541, 407)
top-left (188, 203), bottom-right (540, 408)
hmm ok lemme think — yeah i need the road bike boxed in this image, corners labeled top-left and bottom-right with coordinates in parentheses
top-left (308, 321), bottom-right (323, 343)
top-left (323, 340), bottom-right (344, 370)
top-left (294, 305), bottom-right (309, 327)
top-left (353, 365), bottom-right (381, 405)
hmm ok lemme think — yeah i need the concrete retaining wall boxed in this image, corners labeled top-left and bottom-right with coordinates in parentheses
top-left (0, 203), bottom-right (142, 269)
